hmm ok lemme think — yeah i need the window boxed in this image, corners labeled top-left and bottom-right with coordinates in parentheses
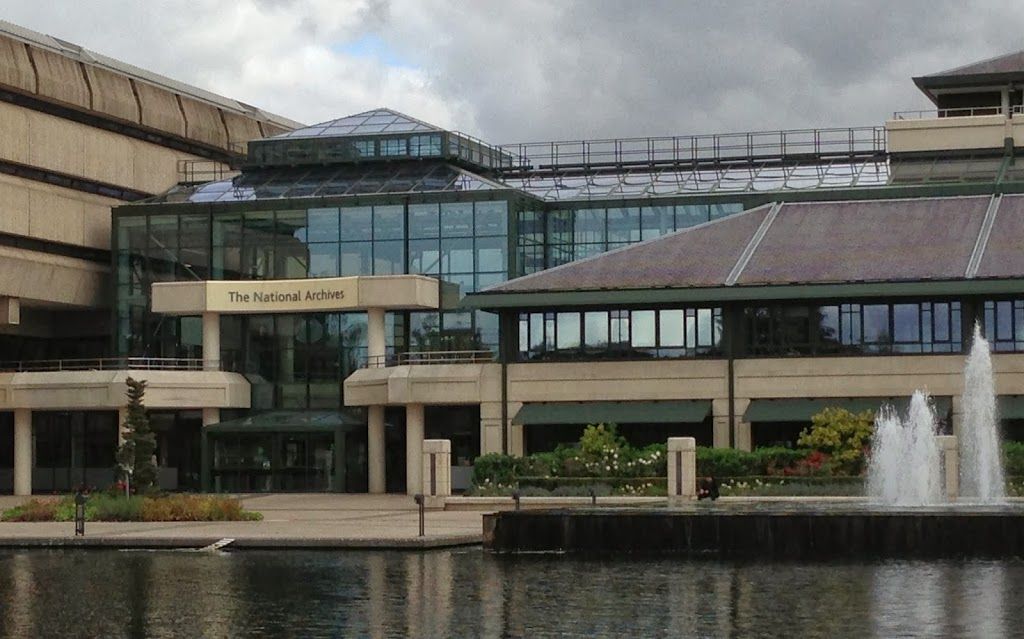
top-left (985, 300), bottom-right (1024, 351)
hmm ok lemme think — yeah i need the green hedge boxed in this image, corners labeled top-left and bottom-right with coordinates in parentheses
top-left (1004, 442), bottom-right (1024, 476)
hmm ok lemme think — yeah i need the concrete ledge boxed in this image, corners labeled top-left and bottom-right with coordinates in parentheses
top-left (445, 496), bottom-right (666, 511)
top-left (0, 534), bottom-right (482, 550)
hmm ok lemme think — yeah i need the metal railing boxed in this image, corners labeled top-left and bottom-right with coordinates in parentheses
top-left (496, 126), bottom-right (886, 176)
top-left (892, 106), bottom-right (1007, 120)
top-left (363, 350), bottom-right (496, 368)
top-left (0, 357), bottom-right (210, 372)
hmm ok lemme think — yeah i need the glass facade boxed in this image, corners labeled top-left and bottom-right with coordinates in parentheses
top-left (744, 301), bottom-right (963, 355)
top-left (517, 202), bottom-right (744, 274)
top-left (517, 307), bottom-right (723, 361)
top-left (984, 300), bottom-right (1024, 352)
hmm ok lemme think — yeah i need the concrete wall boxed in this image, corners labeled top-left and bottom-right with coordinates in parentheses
top-left (0, 173), bottom-right (118, 249)
top-left (0, 370), bottom-right (250, 410)
top-left (0, 32), bottom-right (292, 155)
top-left (0, 100), bottom-right (219, 197)
top-left (0, 244), bottom-right (106, 308)
top-left (886, 115), bottom-right (1008, 153)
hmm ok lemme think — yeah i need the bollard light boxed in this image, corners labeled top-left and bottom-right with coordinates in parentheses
top-left (73, 488), bottom-right (87, 537)
top-left (589, 487), bottom-right (597, 506)
top-left (413, 494), bottom-right (425, 537)
top-left (512, 491), bottom-right (521, 511)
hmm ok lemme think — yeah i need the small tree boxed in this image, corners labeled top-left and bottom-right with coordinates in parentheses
top-left (115, 377), bottom-right (158, 494)
top-left (798, 407), bottom-right (874, 475)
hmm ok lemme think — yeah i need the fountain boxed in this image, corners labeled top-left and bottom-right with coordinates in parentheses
top-left (867, 324), bottom-right (1005, 505)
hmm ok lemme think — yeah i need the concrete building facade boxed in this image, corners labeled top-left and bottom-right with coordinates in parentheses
top-left (2, 27), bottom-right (1024, 495)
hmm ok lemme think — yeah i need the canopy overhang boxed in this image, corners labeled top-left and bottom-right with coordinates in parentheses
top-left (512, 400), bottom-right (711, 426)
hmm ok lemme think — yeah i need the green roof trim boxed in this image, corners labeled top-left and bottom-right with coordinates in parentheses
top-left (463, 279), bottom-right (1024, 311)
top-left (204, 410), bottom-right (365, 434)
top-left (512, 400), bottom-right (711, 425)
top-left (744, 397), bottom-right (952, 423)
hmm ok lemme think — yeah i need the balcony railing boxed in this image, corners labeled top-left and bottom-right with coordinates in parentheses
top-left (364, 350), bottom-right (497, 369)
top-left (0, 357), bottom-right (210, 372)
top-left (892, 106), bottom-right (1008, 120)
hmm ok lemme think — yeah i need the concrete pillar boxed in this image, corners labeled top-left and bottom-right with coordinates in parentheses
top-left (367, 307), bottom-right (386, 367)
top-left (422, 439), bottom-right (451, 508)
top-left (937, 435), bottom-right (959, 500)
top-left (406, 403), bottom-right (424, 495)
top-left (0, 297), bottom-right (20, 325)
top-left (202, 407), bottom-right (220, 427)
top-left (733, 398), bottom-right (752, 451)
top-left (667, 436), bottom-right (696, 506)
top-left (117, 407), bottom-right (129, 445)
top-left (368, 405), bottom-right (386, 494)
top-left (202, 312), bottom-right (220, 371)
top-left (711, 398), bottom-right (731, 448)
top-left (13, 409), bottom-right (31, 496)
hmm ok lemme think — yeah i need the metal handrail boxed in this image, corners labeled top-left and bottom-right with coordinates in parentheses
top-left (892, 106), bottom-right (1007, 120)
top-left (497, 126), bottom-right (885, 173)
top-left (362, 350), bottom-right (496, 368)
top-left (0, 357), bottom-right (212, 372)
top-left (176, 159), bottom-right (236, 185)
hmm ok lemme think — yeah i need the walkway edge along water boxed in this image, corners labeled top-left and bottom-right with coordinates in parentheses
top-left (0, 534), bottom-right (482, 550)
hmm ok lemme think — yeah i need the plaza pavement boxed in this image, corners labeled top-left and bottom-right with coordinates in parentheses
top-left (0, 494), bottom-right (486, 549)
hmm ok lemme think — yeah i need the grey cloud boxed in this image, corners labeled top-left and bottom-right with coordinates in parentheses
top-left (5, 1), bottom-right (1024, 144)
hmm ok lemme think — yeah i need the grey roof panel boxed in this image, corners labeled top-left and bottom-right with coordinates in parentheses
top-left (923, 50), bottom-right (1024, 78)
top-left (274, 108), bottom-right (441, 140)
top-left (489, 205), bottom-right (771, 293)
top-left (975, 194), bottom-right (1024, 279)
top-left (737, 197), bottom-right (990, 286)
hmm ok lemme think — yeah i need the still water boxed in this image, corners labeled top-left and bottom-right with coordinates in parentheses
top-left (0, 548), bottom-right (1019, 638)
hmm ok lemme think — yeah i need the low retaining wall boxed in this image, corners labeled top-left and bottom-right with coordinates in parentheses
top-left (483, 506), bottom-right (1024, 558)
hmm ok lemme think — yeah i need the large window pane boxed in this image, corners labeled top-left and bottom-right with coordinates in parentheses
top-left (307, 208), bottom-right (339, 243)
top-left (893, 304), bottom-right (921, 342)
top-left (373, 205), bottom-right (404, 240)
top-left (631, 311), bottom-right (656, 347)
top-left (475, 236), bottom-right (506, 273)
top-left (441, 237), bottom-right (474, 274)
top-left (408, 239), bottom-right (440, 274)
top-left (409, 203), bottom-right (439, 239)
top-left (659, 310), bottom-right (684, 347)
top-left (862, 305), bottom-right (890, 344)
top-left (340, 243), bottom-right (372, 275)
top-left (584, 312), bottom-right (608, 348)
top-left (556, 313), bottom-right (581, 350)
top-left (474, 201), bottom-right (507, 236)
top-left (308, 244), bottom-right (339, 277)
top-left (339, 206), bottom-right (372, 241)
top-left (675, 205), bottom-right (709, 229)
top-left (440, 202), bottom-right (474, 237)
top-left (373, 240), bottom-right (404, 275)
top-left (607, 207), bottom-right (640, 243)
top-left (640, 206), bottom-right (674, 240)
top-left (574, 208), bottom-right (606, 244)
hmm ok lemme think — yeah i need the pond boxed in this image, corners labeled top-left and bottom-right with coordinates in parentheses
top-left (0, 548), bottom-right (1018, 637)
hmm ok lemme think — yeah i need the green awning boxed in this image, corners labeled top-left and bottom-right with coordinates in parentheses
top-left (999, 396), bottom-right (1024, 419)
top-left (204, 410), bottom-right (366, 434)
top-left (744, 397), bottom-right (953, 423)
top-left (512, 401), bottom-right (711, 426)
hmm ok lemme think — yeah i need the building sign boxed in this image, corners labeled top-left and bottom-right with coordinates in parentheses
top-left (206, 279), bottom-right (359, 313)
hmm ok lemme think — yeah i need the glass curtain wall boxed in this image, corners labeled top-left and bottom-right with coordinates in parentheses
top-left (516, 202), bottom-right (744, 274)
top-left (115, 196), bottom-right (511, 360)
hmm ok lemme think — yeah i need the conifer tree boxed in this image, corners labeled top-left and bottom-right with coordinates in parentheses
top-left (115, 377), bottom-right (158, 493)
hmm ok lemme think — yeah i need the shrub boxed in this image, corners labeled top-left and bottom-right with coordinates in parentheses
top-left (1, 499), bottom-right (58, 522)
top-left (696, 447), bottom-right (756, 476)
top-left (1004, 441), bottom-right (1024, 477)
top-left (472, 453), bottom-right (519, 487)
top-left (87, 494), bottom-right (145, 521)
top-left (751, 447), bottom-right (808, 475)
top-left (798, 407), bottom-right (874, 475)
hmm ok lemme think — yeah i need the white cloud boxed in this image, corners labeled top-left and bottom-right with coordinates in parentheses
top-left (4, 0), bottom-right (1024, 143)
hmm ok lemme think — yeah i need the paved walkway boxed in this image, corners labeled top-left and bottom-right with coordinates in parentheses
top-left (0, 494), bottom-right (485, 549)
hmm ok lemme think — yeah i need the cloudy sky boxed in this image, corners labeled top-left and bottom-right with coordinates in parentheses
top-left (4, 1), bottom-right (1024, 142)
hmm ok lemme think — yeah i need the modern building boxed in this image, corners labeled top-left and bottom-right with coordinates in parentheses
top-left (0, 20), bottom-right (299, 493)
top-left (5, 32), bottom-right (1024, 495)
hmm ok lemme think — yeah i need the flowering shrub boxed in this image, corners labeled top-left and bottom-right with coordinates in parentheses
top-left (2, 493), bottom-right (261, 522)
top-left (798, 407), bottom-right (873, 475)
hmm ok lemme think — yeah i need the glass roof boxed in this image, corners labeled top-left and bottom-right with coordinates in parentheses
top-left (272, 108), bottom-right (441, 140)
top-left (141, 162), bottom-right (508, 204)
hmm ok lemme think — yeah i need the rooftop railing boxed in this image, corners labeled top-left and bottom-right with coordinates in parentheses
top-left (364, 350), bottom-right (497, 369)
top-left (177, 159), bottom-right (238, 185)
top-left (496, 126), bottom-right (886, 177)
top-left (892, 106), bottom-right (1008, 120)
top-left (0, 357), bottom-right (210, 372)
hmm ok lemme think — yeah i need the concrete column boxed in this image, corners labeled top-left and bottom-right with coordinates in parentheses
top-left (406, 403), bottom-right (424, 495)
top-left (368, 405), bottom-right (386, 494)
top-left (13, 409), bottom-right (31, 496)
top-left (667, 436), bottom-right (696, 506)
top-left (0, 297), bottom-right (20, 325)
top-left (937, 434), bottom-right (959, 500)
top-left (711, 398), bottom-right (731, 448)
top-left (733, 398), bottom-right (752, 451)
top-left (202, 312), bottom-right (220, 371)
top-left (117, 407), bottom-right (129, 445)
top-left (367, 307), bottom-right (386, 367)
top-left (202, 407), bottom-right (220, 427)
top-left (422, 439), bottom-right (451, 508)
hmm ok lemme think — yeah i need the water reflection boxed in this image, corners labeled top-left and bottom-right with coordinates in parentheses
top-left (0, 549), bottom-right (1022, 637)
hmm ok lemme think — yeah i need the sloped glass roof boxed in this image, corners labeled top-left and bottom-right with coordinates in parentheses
top-left (272, 108), bottom-right (441, 140)
top-left (139, 162), bottom-right (509, 204)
